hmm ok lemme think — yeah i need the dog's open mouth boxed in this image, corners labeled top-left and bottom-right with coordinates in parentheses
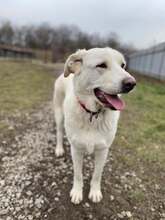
top-left (94, 88), bottom-right (125, 111)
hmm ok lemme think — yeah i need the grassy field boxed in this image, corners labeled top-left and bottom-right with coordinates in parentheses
top-left (33, 49), bottom-right (53, 63)
top-left (0, 60), bottom-right (164, 219)
top-left (116, 74), bottom-right (165, 167)
top-left (0, 60), bottom-right (55, 114)
top-left (0, 60), bottom-right (56, 134)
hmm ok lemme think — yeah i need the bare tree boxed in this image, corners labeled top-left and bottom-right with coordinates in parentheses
top-left (24, 26), bottom-right (38, 48)
top-left (13, 26), bottom-right (28, 47)
top-left (35, 23), bottom-right (53, 49)
top-left (0, 21), bottom-right (14, 44)
top-left (0, 20), bottom-right (136, 62)
top-left (105, 32), bottom-right (121, 50)
top-left (51, 25), bottom-right (74, 61)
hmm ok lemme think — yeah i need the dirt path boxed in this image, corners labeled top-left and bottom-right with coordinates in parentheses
top-left (0, 102), bottom-right (127, 220)
top-left (0, 100), bottom-right (164, 220)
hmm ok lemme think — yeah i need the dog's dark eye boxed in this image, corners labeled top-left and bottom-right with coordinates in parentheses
top-left (96, 63), bottom-right (107, 68)
top-left (121, 63), bottom-right (126, 69)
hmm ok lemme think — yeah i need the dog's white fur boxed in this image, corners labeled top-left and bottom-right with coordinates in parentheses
top-left (53, 48), bottom-right (135, 204)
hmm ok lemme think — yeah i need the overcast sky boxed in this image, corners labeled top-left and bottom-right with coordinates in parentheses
top-left (0, 0), bottom-right (165, 49)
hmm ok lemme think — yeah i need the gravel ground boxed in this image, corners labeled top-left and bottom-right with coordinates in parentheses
top-left (0, 102), bottom-right (164, 220)
top-left (0, 103), bottom-right (102, 220)
top-left (0, 103), bottom-right (69, 220)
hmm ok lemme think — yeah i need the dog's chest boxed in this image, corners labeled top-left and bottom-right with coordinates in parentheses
top-left (70, 127), bottom-right (110, 154)
top-left (65, 107), bottom-right (120, 154)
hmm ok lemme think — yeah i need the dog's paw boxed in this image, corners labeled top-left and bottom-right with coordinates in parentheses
top-left (55, 147), bottom-right (64, 157)
top-left (70, 187), bottom-right (83, 204)
top-left (88, 188), bottom-right (103, 203)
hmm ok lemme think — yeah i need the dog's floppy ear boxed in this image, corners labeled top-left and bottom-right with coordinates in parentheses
top-left (64, 49), bottom-right (86, 77)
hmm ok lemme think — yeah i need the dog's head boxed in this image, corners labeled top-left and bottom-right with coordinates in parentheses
top-left (64, 48), bottom-right (136, 111)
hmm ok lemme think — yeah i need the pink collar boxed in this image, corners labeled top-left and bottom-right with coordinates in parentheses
top-left (77, 97), bottom-right (101, 122)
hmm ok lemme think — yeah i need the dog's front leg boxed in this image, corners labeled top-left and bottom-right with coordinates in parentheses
top-left (89, 148), bottom-right (109, 203)
top-left (70, 146), bottom-right (84, 204)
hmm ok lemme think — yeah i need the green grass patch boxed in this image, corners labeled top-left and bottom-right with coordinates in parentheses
top-left (128, 189), bottom-right (145, 203)
top-left (115, 74), bottom-right (165, 168)
top-left (0, 60), bottom-right (55, 114)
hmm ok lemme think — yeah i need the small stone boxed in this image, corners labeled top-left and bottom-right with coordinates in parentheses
top-left (117, 211), bottom-right (132, 218)
top-left (125, 211), bottom-right (132, 218)
top-left (19, 199), bottom-right (23, 205)
top-left (151, 207), bottom-right (155, 212)
top-left (18, 215), bottom-right (25, 220)
top-left (54, 197), bottom-right (59, 201)
top-left (0, 180), bottom-right (5, 186)
top-left (25, 181), bottom-right (31, 186)
top-left (15, 206), bottom-right (21, 212)
top-left (8, 125), bottom-right (14, 130)
top-left (57, 191), bottom-right (61, 196)
top-left (155, 184), bottom-right (160, 190)
top-left (2, 156), bottom-right (9, 162)
top-left (8, 207), bottom-right (13, 213)
top-left (28, 215), bottom-right (33, 220)
top-left (63, 178), bottom-right (67, 183)
top-left (43, 181), bottom-right (48, 187)
top-left (110, 195), bottom-right (114, 201)
top-left (26, 191), bottom-right (33, 196)
top-left (51, 182), bottom-right (56, 187)
top-left (35, 212), bottom-right (41, 218)
top-left (0, 209), bottom-right (8, 215)
top-left (35, 197), bottom-right (43, 209)
top-left (16, 192), bottom-right (21, 198)
top-left (117, 213), bottom-right (124, 219)
top-left (161, 213), bottom-right (165, 217)
top-left (85, 202), bottom-right (90, 208)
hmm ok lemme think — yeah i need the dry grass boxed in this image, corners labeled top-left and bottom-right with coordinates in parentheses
top-left (0, 60), bottom-right (55, 115)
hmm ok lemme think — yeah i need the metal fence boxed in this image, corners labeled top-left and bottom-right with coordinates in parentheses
top-left (128, 42), bottom-right (165, 80)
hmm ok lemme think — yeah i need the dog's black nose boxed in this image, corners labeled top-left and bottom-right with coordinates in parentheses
top-left (122, 77), bottom-right (136, 93)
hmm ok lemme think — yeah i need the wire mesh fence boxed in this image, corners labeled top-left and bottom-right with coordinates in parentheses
top-left (128, 42), bottom-right (165, 80)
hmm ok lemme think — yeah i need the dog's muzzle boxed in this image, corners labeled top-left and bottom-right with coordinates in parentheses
top-left (122, 77), bottom-right (136, 93)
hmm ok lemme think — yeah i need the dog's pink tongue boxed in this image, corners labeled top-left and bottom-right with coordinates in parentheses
top-left (103, 94), bottom-right (125, 110)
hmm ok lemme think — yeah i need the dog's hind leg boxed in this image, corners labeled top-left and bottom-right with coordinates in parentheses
top-left (54, 107), bottom-right (64, 157)
top-left (53, 79), bottom-right (65, 157)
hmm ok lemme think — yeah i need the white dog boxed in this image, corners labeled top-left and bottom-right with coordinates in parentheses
top-left (53, 48), bottom-right (136, 204)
